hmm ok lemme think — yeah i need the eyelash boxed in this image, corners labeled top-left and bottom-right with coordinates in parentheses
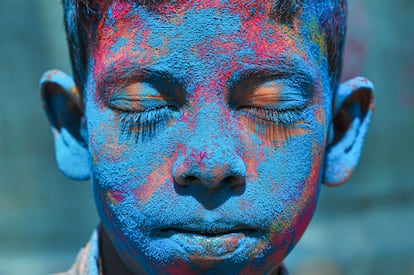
top-left (240, 107), bottom-right (303, 125)
top-left (239, 107), bottom-right (305, 141)
top-left (116, 104), bottom-right (303, 142)
top-left (118, 106), bottom-right (176, 142)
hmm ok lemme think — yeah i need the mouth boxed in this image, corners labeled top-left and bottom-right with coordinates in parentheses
top-left (155, 225), bottom-right (261, 258)
top-left (159, 226), bottom-right (258, 237)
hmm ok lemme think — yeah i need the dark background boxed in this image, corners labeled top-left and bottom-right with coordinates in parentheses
top-left (0, 0), bottom-right (413, 274)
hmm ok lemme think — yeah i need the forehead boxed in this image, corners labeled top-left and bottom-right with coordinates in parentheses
top-left (93, 0), bottom-right (320, 46)
top-left (90, 0), bottom-right (326, 90)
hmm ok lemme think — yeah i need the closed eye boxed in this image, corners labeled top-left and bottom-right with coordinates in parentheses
top-left (238, 106), bottom-right (303, 125)
top-left (108, 82), bottom-right (172, 112)
top-left (117, 105), bottom-right (179, 142)
top-left (108, 80), bottom-right (182, 142)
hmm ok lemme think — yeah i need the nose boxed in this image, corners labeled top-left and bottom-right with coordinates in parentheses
top-left (173, 149), bottom-right (246, 192)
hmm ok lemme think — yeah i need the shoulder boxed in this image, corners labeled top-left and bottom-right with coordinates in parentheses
top-left (52, 230), bottom-right (101, 275)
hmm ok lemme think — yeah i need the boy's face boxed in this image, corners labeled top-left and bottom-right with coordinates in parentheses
top-left (84, 1), bottom-right (330, 273)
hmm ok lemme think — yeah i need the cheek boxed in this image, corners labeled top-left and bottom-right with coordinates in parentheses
top-left (133, 151), bottom-right (178, 206)
top-left (235, 103), bottom-right (326, 244)
top-left (235, 109), bottom-right (323, 183)
top-left (87, 105), bottom-right (133, 171)
top-left (88, 107), bottom-right (181, 207)
top-left (254, 147), bottom-right (322, 270)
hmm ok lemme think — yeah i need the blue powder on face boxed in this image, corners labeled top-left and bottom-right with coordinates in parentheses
top-left (79, 2), bottom-right (338, 273)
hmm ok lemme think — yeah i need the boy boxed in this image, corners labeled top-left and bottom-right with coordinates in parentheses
top-left (40, 0), bottom-right (374, 274)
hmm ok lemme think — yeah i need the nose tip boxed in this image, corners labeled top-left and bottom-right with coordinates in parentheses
top-left (172, 154), bottom-right (246, 192)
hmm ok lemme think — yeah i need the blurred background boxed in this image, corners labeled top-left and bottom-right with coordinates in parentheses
top-left (0, 0), bottom-right (413, 274)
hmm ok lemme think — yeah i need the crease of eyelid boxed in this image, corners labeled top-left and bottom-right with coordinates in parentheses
top-left (108, 83), bottom-right (181, 109)
top-left (229, 82), bottom-right (313, 112)
top-left (108, 96), bottom-right (168, 110)
top-left (241, 98), bottom-right (307, 111)
top-left (115, 82), bottom-right (166, 98)
top-left (244, 87), bottom-right (282, 106)
top-left (238, 85), bottom-right (308, 111)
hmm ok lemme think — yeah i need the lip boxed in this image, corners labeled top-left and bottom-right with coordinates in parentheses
top-left (155, 224), bottom-right (261, 258)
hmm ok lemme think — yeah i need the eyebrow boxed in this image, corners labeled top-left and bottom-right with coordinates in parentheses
top-left (99, 63), bottom-right (185, 86)
top-left (228, 56), bottom-right (316, 90)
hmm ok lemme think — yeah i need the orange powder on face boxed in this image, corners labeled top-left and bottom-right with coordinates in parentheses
top-left (134, 151), bottom-right (179, 205)
top-left (248, 82), bottom-right (282, 107)
top-left (239, 116), bottom-right (308, 147)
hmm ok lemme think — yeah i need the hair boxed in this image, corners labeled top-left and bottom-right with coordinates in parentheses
top-left (62, 0), bottom-right (347, 93)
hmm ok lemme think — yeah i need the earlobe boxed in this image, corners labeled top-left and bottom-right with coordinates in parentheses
top-left (323, 77), bottom-right (375, 187)
top-left (40, 70), bottom-right (90, 180)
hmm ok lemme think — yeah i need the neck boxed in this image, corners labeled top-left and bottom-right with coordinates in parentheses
top-left (99, 225), bottom-right (134, 275)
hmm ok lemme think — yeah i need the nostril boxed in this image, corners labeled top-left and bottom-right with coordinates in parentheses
top-left (224, 175), bottom-right (245, 190)
top-left (177, 174), bottom-right (245, 190)
top-left (175, 175), bottom-right (199, 187)
top-left (185, 175), bottom-right (198, 184)
top-left (223, 176), bottom-right (235, 185)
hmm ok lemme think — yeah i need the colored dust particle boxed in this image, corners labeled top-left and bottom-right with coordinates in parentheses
top-left (107, 189), bottom-right (124, 206)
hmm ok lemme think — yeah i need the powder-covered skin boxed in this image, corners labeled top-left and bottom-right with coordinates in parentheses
top-left (84, 1), bottom-right (332, 273)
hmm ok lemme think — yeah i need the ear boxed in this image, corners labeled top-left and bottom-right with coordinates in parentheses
top-left (323, 77), bottom-right (375, 187)
top-left (40, 70), bottom-right (90, 180)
